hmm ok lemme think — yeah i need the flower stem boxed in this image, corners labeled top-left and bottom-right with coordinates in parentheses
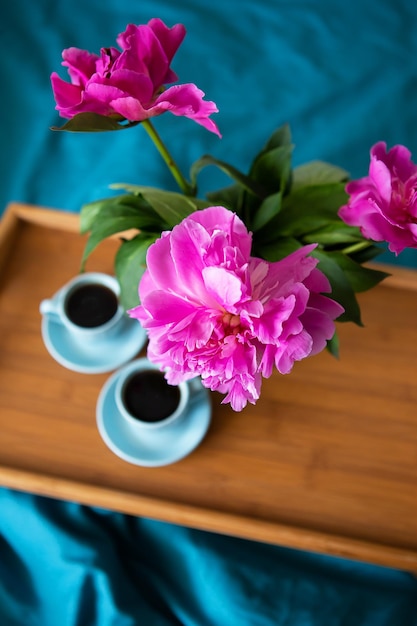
top-left (342, 240), bottom-right (372, 255)
top-left (141, 119), bottom-right (195, 196)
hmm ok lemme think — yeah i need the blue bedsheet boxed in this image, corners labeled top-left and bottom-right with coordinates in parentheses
top-left (1, 0), bottom-right (417, 624)
top-left (1, 489), bottom-right (417, 626)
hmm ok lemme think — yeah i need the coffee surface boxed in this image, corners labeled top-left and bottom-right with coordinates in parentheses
top-left (65, 283), bottom-right (118, 328)
top-left (123, 370), bottom-right (181, 422)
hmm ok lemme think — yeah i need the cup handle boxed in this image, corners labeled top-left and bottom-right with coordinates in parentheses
top-left (188, 376), bottom-right (204, 395)
top-left (39, 298), bottom-right (60, 319)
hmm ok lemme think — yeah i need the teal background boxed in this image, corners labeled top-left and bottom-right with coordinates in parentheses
top-left (2, 1), bottom-right (417, 266)
top-left (1, 1), bottom-right (417, 624)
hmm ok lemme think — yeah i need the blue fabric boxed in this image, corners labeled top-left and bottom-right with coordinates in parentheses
top-left (1, 489), bottom-right (417, 626)
top-left (2, 0), bottom-right (417, 623)
top-left (3, 0), bottom-right (417, 265)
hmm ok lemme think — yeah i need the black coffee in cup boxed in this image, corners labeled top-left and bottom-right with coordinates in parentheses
top-left (122, 370), bottom-right (181, 423)
top-left (65, 283), bottom-right (119, 328)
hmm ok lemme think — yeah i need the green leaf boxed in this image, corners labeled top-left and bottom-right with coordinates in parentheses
top-left (262, 124), bottom-right (292, 151)
top-left (190, 155), bottom-right (266, 197)
top-left (111, 184), bottom-right (209, 226)
top-left (292, 160), bottom-right (349, 189)
top-left (350, 243), bottom-right (385, 264)
top-left (312, 250), bottom-right (363, 325)
top-left (81, 211), bottom-right (144, 270)
top-left (206, 183), bottom-right (244, 213)
top-left (302, 222), bottom-right (364, 246)
top-left (326, 332), bottom-right (340, 358)
top-left (265, 183), bottom-right (348, 240)
top-left (324, 252), bottom-right (389, 292)
top-left (250, 145), bottom-right (293, 196)
top-left (80, 195), bottom-right (160, 234)
top-left (252, 192), bottom-right (282, 232)
top-left (51, 112), bottom-right (140, 132)
top-left (254, 237), bottom-right (302, 262)
top-left (115, 234), bottom-right (157, 311)
top-left (80, 199), bottom-right (105, 234)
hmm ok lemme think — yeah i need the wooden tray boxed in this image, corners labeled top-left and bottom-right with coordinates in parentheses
top-left (1, 202), bottom-right (416, 573)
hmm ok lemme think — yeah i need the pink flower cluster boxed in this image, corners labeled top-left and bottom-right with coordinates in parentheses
top-left (339, 142), bottom-right (417, 254)
top-left (50, 19), bottom-right (220, 136)
top-left (129, 206), bottom-right (344, 411)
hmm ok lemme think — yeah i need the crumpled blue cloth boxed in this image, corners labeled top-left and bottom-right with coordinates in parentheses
top-left (1, 0), bottom-right (417, 623)
top-left (1, 488), bottom-right (417, 626)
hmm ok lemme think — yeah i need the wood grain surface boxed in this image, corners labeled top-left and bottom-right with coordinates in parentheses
top-left (0, 202), bottom-right (416, 572)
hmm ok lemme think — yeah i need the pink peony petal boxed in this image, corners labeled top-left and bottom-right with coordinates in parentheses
top-left (153, 84), bottom-right (222, 136)
top-left (369, 156), bottom-right (391, 205)
top-left (109, 96), bottom-right (152, 121)
top-left (50, 73), bottom-right (83, 110)
top-left (61, 47), bottom-right (99, 86)
top-left (132, 206), bottom-right (343, 411)
top-left (202, 266), bottom-right (244, 308)
top-left (340, 141), bottom-right (417, 253)
top-left (51, 19), bottom-right (220, 132)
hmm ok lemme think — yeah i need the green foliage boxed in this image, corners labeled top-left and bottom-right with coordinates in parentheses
top-left (311, 250), bottom-right (363, 325)
top-left (51, 112), bottom-right (140, 132)
top-left (110, 184), bottom-right (211, 225)
top-left (79, 122), bottom-right (388, 341)
top-left (326, 332), bottom-right (340, 358)
top-left (115, 234), bottom-right (158, 310)
top-left (190, 123), bottom-right (387, 330)
top-left (80, 185), bottom-right (210, 307)
top-left (251, 192), bottom-right (282, 232)
top-left (310, 250), bottom-right (387, 325)
top-left (291, 160), bottom-right (349, 188)
top-left (80, 198), bottom-right (149, 270)
top-left (190, 155), bottom-right (266, 197)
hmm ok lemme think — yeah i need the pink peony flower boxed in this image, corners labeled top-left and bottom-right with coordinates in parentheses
top-left (129, 206), bottom-right (344, 411)
top-left (50, 19), bottom-right (220, 136)
top-left (339, 142), bottom-right (417, 254)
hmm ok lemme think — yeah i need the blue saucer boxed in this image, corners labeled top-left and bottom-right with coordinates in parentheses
top-left (41, 315), bottom-right (147, 374)
top-left (96, 370), bottom-right (212, 467)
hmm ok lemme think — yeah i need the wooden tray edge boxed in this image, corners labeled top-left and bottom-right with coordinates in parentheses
top-left (2, 202), bottom-right (417, 573)
top-left (4, 201), bottom-right (80, 232)
top-left (0, 203), bottom-right (80, 276)
top-left (369, 261), bottom-right (417, 291)
top-left (3, 202), bottom-right (416, 290)
top-left (1, 464), bottom-right (416, 574)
